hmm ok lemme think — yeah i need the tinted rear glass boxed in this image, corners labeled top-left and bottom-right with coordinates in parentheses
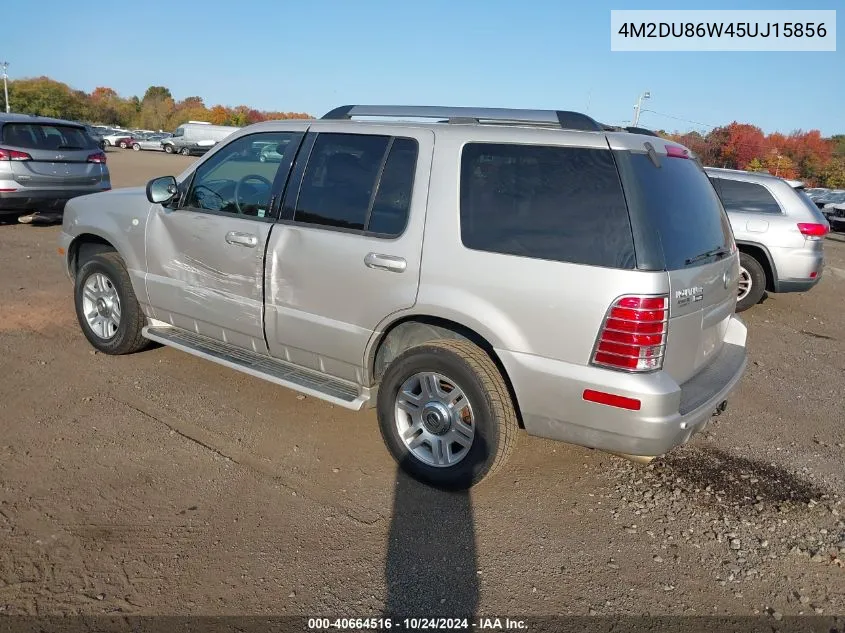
top-left (614, 151), bottom-right (733, 271)
top-left (711, 177), bottom-right (782, 214)
top-left (460, 143), bottom-right (636, 269)
top-left (1, 123), bottom-right (96, 151)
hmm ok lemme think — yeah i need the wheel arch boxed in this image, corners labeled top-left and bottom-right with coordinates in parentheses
top-left (67, 233), bottom-right (118, 281)
top-left (367, 315), bottom-right (524, 428)
top-left (736, 240), bottom-right (777, 292)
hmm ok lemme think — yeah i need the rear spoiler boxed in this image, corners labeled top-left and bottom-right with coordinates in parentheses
top-left (785, 179), bottom-right (806, 189)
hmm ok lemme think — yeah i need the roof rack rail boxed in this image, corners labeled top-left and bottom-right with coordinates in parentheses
top-left (624, 126), bottom-right (661, 137)
top-left (321, 105), bottom-right (604, 132)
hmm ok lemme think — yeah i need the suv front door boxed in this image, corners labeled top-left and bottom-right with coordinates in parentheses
top-left (144, 128), bottom-right (305, 352)
top-left (264, 124), bottom-right (434, 382)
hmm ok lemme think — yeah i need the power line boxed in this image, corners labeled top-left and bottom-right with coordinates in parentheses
top-left (640, 109), bottom-right (716, 130)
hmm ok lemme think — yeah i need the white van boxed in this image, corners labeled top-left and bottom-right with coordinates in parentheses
top-left (162, 122), bottom-right (240, 155)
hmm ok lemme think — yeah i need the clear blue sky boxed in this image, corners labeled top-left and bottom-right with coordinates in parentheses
top-left (5, 0), bottom-right (842, 135)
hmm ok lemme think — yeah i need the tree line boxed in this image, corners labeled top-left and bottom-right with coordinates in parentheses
top-left (2, 76), bottom-right (843, 188)
top-left (0, 76), bottom-right (311, 133)
top-left (663, 123), bottom-right (845, 188)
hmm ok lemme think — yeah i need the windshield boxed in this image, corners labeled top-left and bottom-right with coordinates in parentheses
top-left (614, 150), bottom-right (734, 271)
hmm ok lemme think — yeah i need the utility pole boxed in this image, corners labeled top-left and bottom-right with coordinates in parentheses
top-left (632, 90), bottom-right (650, 127)
top-left (1, 62), bottom-right (9, 113)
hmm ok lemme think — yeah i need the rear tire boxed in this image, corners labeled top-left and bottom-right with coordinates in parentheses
top-left (103, 139), bottom-right (112, 147)
top-left (376, 339), bottom-right (517, 490)
top-left (132, 143), bottom-right (141, 151)
top-left (736, 252), bottom-right (767, 312)
top-left (74, 251), bottom-right (150, 355)
top-left (119, 141), bottom-right (128, 149)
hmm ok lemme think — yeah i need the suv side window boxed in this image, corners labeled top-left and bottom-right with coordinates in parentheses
top-left (460, 142), bottom-right (636, 269)
top-left (713, 177), bottom-right (782, 214)
top-left (293, 133), bottom-right (417, 236)
top-left (183, 132), bottom-right (300, 218)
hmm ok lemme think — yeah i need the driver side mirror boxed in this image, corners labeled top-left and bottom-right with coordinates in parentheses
top-left (146, 175), bottom-right (178, 204)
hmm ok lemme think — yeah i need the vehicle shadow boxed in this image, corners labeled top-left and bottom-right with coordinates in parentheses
top-left (383, 458), bottom-right (480, 620)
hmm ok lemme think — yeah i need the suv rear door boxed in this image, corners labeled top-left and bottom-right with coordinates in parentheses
top-left (263, 123), bottom-right (434, 383)
top-left (610, 137), bottom-right (738, 384)
top-left (0, 122), bottom-right (106, 189)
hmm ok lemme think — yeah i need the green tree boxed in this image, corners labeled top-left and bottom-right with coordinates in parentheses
top-left (142, 86), bottom-right (172, 103)
top-left (746, 158), bottom-right (765, 172)
top-left (820, 157), bottom-right (845, 188)
top-left (5, 76), bottom-right (89, 120)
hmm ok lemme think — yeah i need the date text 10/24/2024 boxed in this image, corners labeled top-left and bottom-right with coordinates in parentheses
top-left (307, 617), bottom-right (528, 630)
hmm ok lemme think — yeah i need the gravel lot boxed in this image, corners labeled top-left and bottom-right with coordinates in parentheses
top-left (0, 148), bottom-right (843, 621)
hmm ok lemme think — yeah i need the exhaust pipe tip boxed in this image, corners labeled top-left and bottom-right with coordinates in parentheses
top-left (713, 400), bottom-right (728, 417)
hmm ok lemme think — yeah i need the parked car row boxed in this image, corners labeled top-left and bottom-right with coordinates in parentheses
top-left (95, 122), bottom-right (242, 157)
top-left (805, 187), bottom-right (845, 232)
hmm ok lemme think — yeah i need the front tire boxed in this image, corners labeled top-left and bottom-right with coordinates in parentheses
top-left (132, 143), bottom-right (141, 151)
top-left (377, 339), bottom-right (517, 489)
top-left (119, 141), bottom-right (128, 149)
top-left (74, 252), bottom-right (150, 355)
top-left (736, 252), bottom-right (767, 312)
top-left (164, 144), bottom-right (174, 154)
top-left (180, 147), bottom-right (191, 156)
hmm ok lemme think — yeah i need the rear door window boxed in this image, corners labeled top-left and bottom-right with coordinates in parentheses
top-left (613, 151), bottom-right (733, 270)
top-left (459, 143), bottom-right (636, 269)
top-left (293, 133), bottom-right (418, 236)
top-left (1, 123), bottom-right (96, 150)
top-left (711, 177), bottom-right (782, 215)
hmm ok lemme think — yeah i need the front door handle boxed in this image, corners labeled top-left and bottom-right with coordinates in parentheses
top-left (225, 231), bottom-right (258, 248)
top-left (364, 252), bottom-right (407, 273)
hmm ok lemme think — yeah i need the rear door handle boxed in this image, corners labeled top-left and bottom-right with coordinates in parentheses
top-left (225, 231), bottom-right (258, 248)
top-left (364, 252), bottom-right (407, 273)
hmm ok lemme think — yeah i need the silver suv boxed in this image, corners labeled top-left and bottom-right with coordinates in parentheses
top-left (705, 167), bottom-right (829, 312)
top-left (0, 114), bottom-right (110, 221)
top-left (57, 105), bottom-right (748, 489)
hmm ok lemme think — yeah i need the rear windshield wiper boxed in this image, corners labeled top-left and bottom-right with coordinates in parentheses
top-left (685, 247), bottom-right (730, 266)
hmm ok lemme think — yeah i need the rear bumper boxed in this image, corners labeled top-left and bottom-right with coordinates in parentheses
top-left (0, 188), bottom-right (109, 214)
top-left (769, 244), bottom-right (824, 293)
top-left (775, 277), bottom-right (822, 293)
top-left (499, 316), bottom-right (748, 458)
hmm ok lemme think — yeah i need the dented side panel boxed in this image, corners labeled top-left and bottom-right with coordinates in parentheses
top-left (145, 209), bottom-right (272, 353)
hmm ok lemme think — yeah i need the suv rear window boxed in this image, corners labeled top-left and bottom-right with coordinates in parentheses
top-left (614, 151), bottom-right (733, 271)
top-left (1, 123), bottom-right (96, 151)
top-left (710, 177), bottom-right (782, 215)
top-left (459, 143), bottom-right (636, 269)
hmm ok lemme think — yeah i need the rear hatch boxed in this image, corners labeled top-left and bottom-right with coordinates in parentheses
top-left (0, 121), bottom-right (107, 189)
top-left (610, 137), bottom-right (738, 384)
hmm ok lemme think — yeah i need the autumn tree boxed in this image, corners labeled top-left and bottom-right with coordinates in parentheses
top-left (718, 122), bottom-right (766, 170)
top-left (208, 104), bottom-right (230, 125)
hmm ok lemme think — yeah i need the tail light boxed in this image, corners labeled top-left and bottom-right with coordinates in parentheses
top-left (0, 147), bottom-right (32, 161)
top-left (797, 222), bottom-right (828, 238)
top-left (87, 152), bottom-right (107, 164)
top-left (591, 295), bottom-right (669, 372)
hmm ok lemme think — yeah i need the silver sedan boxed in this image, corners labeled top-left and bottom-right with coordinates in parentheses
top-left (131, 134), bottom-right (167, 152)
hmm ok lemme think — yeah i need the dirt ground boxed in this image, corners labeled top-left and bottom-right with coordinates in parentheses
top-left (0, 148), bottom-right (843, 622)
